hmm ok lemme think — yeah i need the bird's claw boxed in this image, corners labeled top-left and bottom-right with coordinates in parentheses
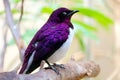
top-left (53, 63), bottom-right (65, 69)
top-left (45, 65), bottom-right (60, 74)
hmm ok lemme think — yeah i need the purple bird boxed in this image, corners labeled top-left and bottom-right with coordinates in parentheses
top-left (19, 7), bottom-right (79, 74)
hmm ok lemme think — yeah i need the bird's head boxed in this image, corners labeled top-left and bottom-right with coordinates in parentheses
top-left (48, 7), bottom-right (79, 23)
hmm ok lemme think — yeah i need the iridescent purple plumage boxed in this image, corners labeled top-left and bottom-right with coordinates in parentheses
top-left (19, 7), bottom-right (78, 74)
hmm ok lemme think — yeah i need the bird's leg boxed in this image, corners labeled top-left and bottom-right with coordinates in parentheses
top-left (44, 60), bottom-right (59, 74)
top-left (53, 63), bottom-right (65, 69)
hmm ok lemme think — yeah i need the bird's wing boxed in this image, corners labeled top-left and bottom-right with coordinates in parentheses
top-left (25, 26), bottom-right (69, 59)
top-left (20, 25), bottom-right (69, 74)
top-left (33, 26), bottom-right (69, 61)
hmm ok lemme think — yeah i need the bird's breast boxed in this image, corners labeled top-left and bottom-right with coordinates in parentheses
top-left (47, 28), bottom-right (74, 63)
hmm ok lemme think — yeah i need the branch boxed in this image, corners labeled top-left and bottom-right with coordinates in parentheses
top-left (3, 0), bottom-right (20, 43)
top-left (0, 21), bottom-right (7, 71)
top-left (18, 0), bottom-right (24, 25)
top-left (0, 60), bottom-right (100, 80)
top-left (3, 0), bottom-right (25, 61)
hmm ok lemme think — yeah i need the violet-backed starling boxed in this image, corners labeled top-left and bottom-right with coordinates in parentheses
top-left (19, 7), bottom-right (79, 74)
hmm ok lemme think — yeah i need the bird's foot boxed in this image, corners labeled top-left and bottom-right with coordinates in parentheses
top-left (53, 63), bottom-right (65, 69)
top-left (44, 60), bottom-right (60, 74)
top-left (45, 65), bottom-right (60, 74)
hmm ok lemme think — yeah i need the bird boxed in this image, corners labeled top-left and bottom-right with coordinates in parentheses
top-left (19, 7), bottom-right (79, 74)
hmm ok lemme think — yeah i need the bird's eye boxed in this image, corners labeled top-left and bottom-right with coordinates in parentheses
top-left (62, 12), bottom-right (67, 16)
top-left (59, 12), bottom-right (68, 19)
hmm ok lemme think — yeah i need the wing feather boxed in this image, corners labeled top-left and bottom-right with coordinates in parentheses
top-left (20, 24), bottom-right (70, 74)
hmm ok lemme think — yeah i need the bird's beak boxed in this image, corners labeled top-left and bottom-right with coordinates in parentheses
top-left (67, 10), bottom-right (79, 17)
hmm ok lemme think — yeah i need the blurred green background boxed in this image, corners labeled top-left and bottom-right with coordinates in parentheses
top-left (0, 0), bottom-right (120, 80)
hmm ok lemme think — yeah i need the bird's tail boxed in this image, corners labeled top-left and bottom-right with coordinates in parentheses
top-left (19, 61), bottom-right (41, 74)
top-left (19, 62), bottom-right (28, 74)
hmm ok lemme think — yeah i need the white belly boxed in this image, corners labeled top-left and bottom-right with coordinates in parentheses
top-left (47, 28), bottom-right (74, 63)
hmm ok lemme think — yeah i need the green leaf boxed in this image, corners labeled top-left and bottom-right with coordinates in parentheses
top-left (0, 11), bottom-right (5, 15)
top-left (40, 7), bottom-right (54, 14)
top-left (73, 19), bottom-right (97, 32)
top-left (72, 7), bottom-right (113, 29)
top-left (73, 20), bottom-right (98, 41)
top-left (74, 0), bottom-right (83, 3)
top-left (11, 0), bottom-right (21, 3)
top-left (73, 20), bottom-right (99, 52)
top-left (40, 5), bottom-right (60, 14)
top-left (12, 9), bottom-right (19, 14)
top-left (75, 32), bottom-right (86, 51)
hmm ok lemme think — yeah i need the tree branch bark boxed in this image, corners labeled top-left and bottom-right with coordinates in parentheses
top-left (3, 0), bottom-right (25, 61)
top-left (0, 60), bottom-right (100, 80)
top-left (18, 0), bottom-right (24, 25)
